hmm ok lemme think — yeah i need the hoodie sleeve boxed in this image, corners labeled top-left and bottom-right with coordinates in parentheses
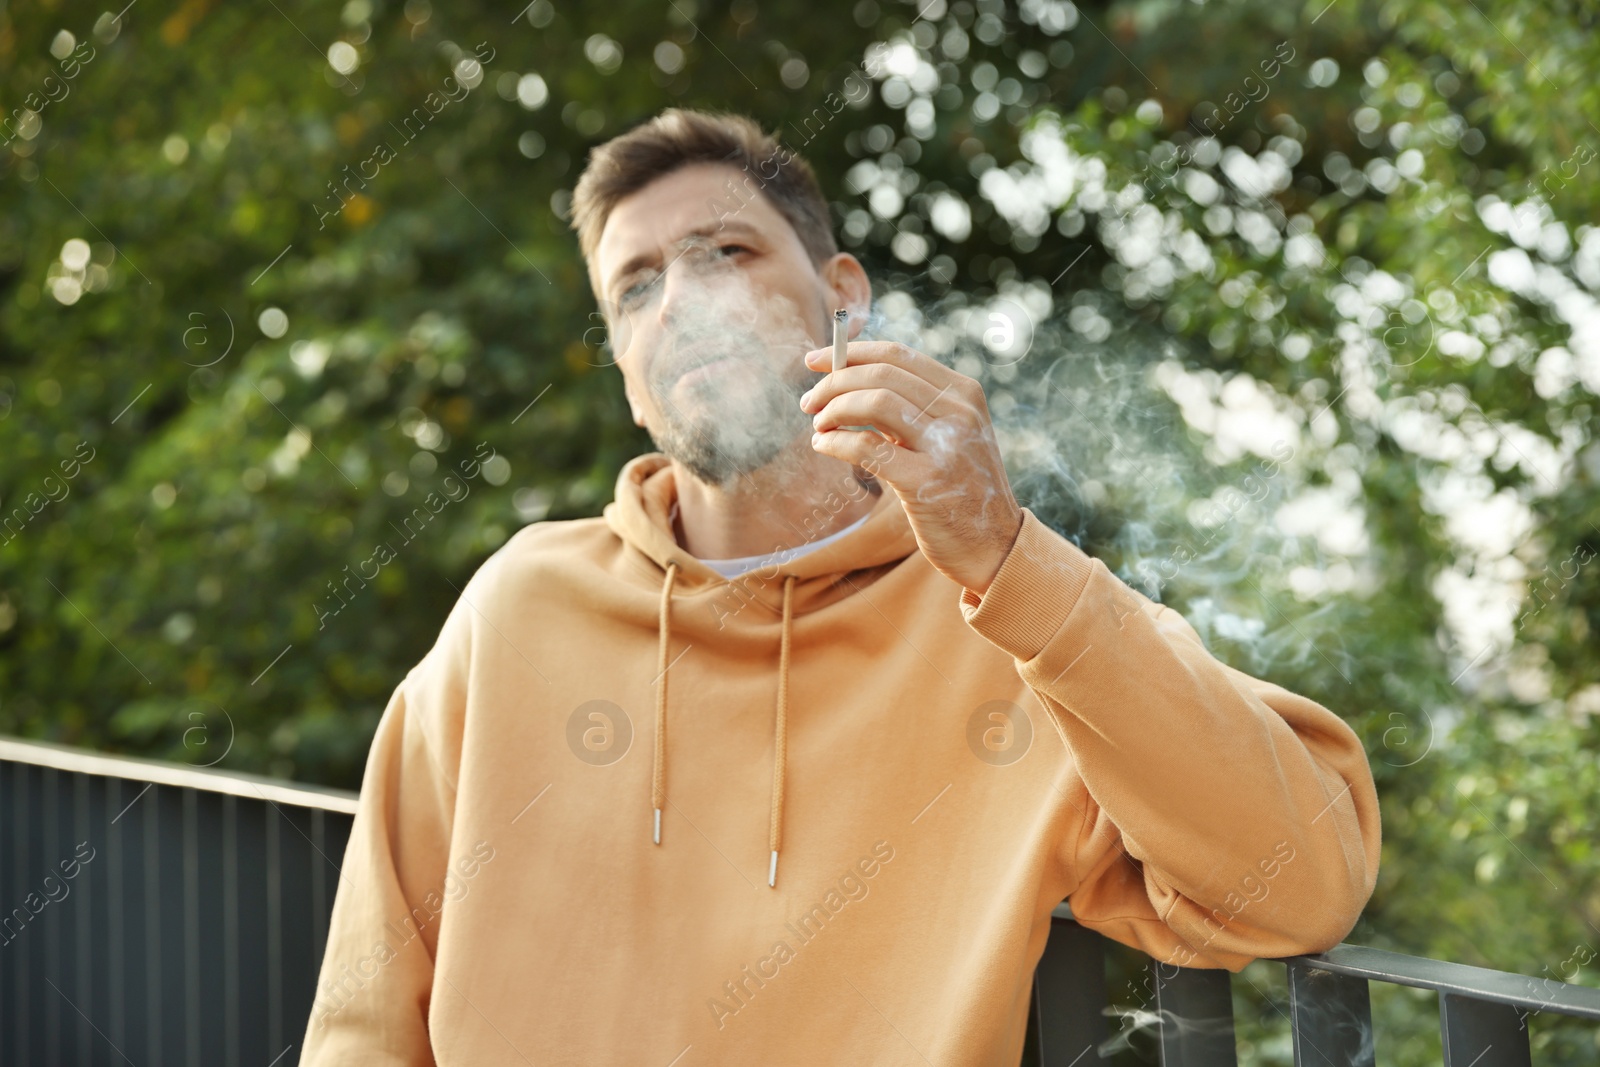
top-left (299, 601), bottom-right (471, 1064)
top-left (958, 508), bottom-right (1381, 972)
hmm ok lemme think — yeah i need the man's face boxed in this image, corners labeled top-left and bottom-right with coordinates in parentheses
top-left (591, 162), bottom-right (853, 489)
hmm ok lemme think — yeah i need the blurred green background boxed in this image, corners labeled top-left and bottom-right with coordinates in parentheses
top-left (1, 0), bottom-right (1596, 1061)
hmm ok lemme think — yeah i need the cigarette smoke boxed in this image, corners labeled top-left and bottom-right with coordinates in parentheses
top-left (628, 247), bottom-right (824, 491)
top-left (855, 269), bottom-right (1356, 680)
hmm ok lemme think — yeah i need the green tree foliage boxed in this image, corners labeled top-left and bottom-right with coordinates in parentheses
top-left (2, 0), bottom-right (1596, 1061)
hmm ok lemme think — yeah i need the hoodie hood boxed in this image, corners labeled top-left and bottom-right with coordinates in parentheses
top-left (602, 452), bottom-right (921, 887)
top-left (603, 453), bottom-right (921, 599)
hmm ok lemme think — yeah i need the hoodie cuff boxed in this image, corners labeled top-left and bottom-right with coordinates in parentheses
top-left (959, 508), bottom-right (1098, 663)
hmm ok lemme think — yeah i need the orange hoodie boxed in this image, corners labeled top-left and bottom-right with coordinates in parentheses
top-left (300, 451), bottom-right (1380, 1066)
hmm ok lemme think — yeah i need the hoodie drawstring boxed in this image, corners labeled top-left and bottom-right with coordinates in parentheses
top-left (652, 561), bottom-right (678, 846)
top-left (650, 564), bottom-right (796, 890)
top-left (769, 575), bottom-right (796, 888)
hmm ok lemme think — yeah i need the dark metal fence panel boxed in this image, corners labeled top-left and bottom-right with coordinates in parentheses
top-left (1287, 959), bottom-right (1375, 1067)
top-left (0, 740), bottom-right (355, 1067)
top-left (1033, 913), bottom-right (1108, 1067)
top-left (1152, 961), bottom-right (1238, 1067)
top-left (1440, 991), bottom-right (1533, 1067)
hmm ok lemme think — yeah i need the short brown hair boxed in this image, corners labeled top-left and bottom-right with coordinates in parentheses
top-left (570, 107), bottom-right (838, 299)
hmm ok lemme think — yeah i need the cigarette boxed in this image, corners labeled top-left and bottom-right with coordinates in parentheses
top-left (827, 306), bottom-right (877, 492)
top-left (832, 308), bottom-right (849, 372)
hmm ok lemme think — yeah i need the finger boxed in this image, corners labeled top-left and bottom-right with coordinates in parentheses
top-left (803, 340), bottom-right (967, 394)
top-left (811, 428), bottom-right (925, 483)
top-left (799, 361), bottom-right (947, 417)
top-left (811, 387), bottom-right (964, 451)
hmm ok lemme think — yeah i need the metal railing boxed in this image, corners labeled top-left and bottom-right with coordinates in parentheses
top-left (1031, 901), bottom-right (1600, 1066)
top-left (3, 737), bottom-right (1597, 1066)
top-left (0, 737), bottom-right (356, 1067)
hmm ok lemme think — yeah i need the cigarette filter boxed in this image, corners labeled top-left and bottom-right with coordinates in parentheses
top-left (832, 308), bottom-right (849, 372)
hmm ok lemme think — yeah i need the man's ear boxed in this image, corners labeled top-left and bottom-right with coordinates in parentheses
top-left (820, 253), bottom-right (873, 339)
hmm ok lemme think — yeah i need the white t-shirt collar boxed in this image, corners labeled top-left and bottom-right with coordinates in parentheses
top-left (695, 512), bottom-right (872, 579)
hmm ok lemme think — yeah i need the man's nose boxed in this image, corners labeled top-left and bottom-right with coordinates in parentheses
top-left (655, 239), bottom-right (725, 327)
top-left (655, 251), bottom-right (698, 329)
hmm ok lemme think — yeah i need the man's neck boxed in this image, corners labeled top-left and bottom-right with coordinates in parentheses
top-left (669, 444), bottom-right (879, 560)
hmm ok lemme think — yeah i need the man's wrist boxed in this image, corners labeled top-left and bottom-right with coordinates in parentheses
top-left (967, 508), bottom-right (1026, 597)
top-left (959, 509), bottom-right (1098, 663)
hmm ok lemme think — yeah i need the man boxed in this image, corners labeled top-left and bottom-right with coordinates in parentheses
top-left (301, 107), bottom-right (1380, 1066)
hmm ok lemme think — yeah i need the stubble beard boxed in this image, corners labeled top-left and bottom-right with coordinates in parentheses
top-left (643, 319), bottom-right (820, 491)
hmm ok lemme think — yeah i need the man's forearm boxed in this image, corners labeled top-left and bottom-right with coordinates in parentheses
top-left (959, 508), bottom-right (1382, 964)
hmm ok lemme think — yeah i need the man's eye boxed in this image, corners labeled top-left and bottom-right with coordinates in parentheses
top-left (619, 275), bottom-right (658, 308)
top-left (717, 243), bottom-right (750, 256)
